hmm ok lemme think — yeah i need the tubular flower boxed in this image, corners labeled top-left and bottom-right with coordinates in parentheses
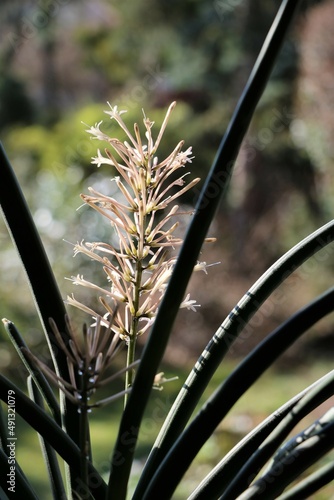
top-left (68, 102), bottom-right (212, 346)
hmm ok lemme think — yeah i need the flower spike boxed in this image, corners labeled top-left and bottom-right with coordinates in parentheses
top-left (67, 102), bottom-right (215, 397)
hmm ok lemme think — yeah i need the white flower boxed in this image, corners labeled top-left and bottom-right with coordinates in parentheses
top-left (180, 293), bottom-right (201, 312)
top-left (91, 149), bottom-right (115, 168)
top-left (82, 121), bottom-right (110, 142)
top-left (153, 372), bottom-right (179, 391)
top-left (194, 261), bottom-right (221, 274)
top-left (175, 147), bottom-right (194, 165)
top-left (104, 103), bottom-right (127, 119)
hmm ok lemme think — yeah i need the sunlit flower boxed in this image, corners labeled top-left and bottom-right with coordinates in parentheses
top-left (194, 261), bottom-right (221, 274)
top-left (153, 372), bottom-right (179, 391)
top-left (68, 102), bottom-right (215, 395)
top-left (180, 293), bottom-right (201, 312)
top-left (70, 103), bottom-right (203, 334)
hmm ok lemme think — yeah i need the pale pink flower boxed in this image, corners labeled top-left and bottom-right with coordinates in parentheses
top-left (66, 102), bottom-right (217, 398)
top-left (70, 102), bottom-right (203, 340)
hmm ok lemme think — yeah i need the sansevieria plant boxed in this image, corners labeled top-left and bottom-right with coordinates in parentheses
top-left (1, 1), bottom-right (334, 499)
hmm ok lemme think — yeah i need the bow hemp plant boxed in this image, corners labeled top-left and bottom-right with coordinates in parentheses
top-left (67, 102), bottom-right (213, 403)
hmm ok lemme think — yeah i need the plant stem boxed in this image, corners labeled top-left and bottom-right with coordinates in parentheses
top-left (124, 333), bottom-right (137, 407)
top-left (79, 372), bottom-right (92, 498)
top-left (124, 260), bottom-right (143, 406)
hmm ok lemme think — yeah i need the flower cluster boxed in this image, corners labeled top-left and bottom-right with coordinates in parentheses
top-left (67, 102), bottom-right (210, 344)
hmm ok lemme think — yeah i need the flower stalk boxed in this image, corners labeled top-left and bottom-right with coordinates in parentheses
top-left (69, 102), bottom-right (213, 403)
top-left (78, 369), bottom-right (91, 497)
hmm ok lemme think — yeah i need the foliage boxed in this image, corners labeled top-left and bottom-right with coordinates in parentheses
top-left (1, 1), bottom-right (334, 499)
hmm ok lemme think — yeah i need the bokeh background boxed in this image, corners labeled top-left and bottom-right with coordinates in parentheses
top-left (1, 1), bottom-right (334, 498)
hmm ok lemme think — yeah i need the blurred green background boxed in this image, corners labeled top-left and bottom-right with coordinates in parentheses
top-left (1, 0), bottom-right (334, 497)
